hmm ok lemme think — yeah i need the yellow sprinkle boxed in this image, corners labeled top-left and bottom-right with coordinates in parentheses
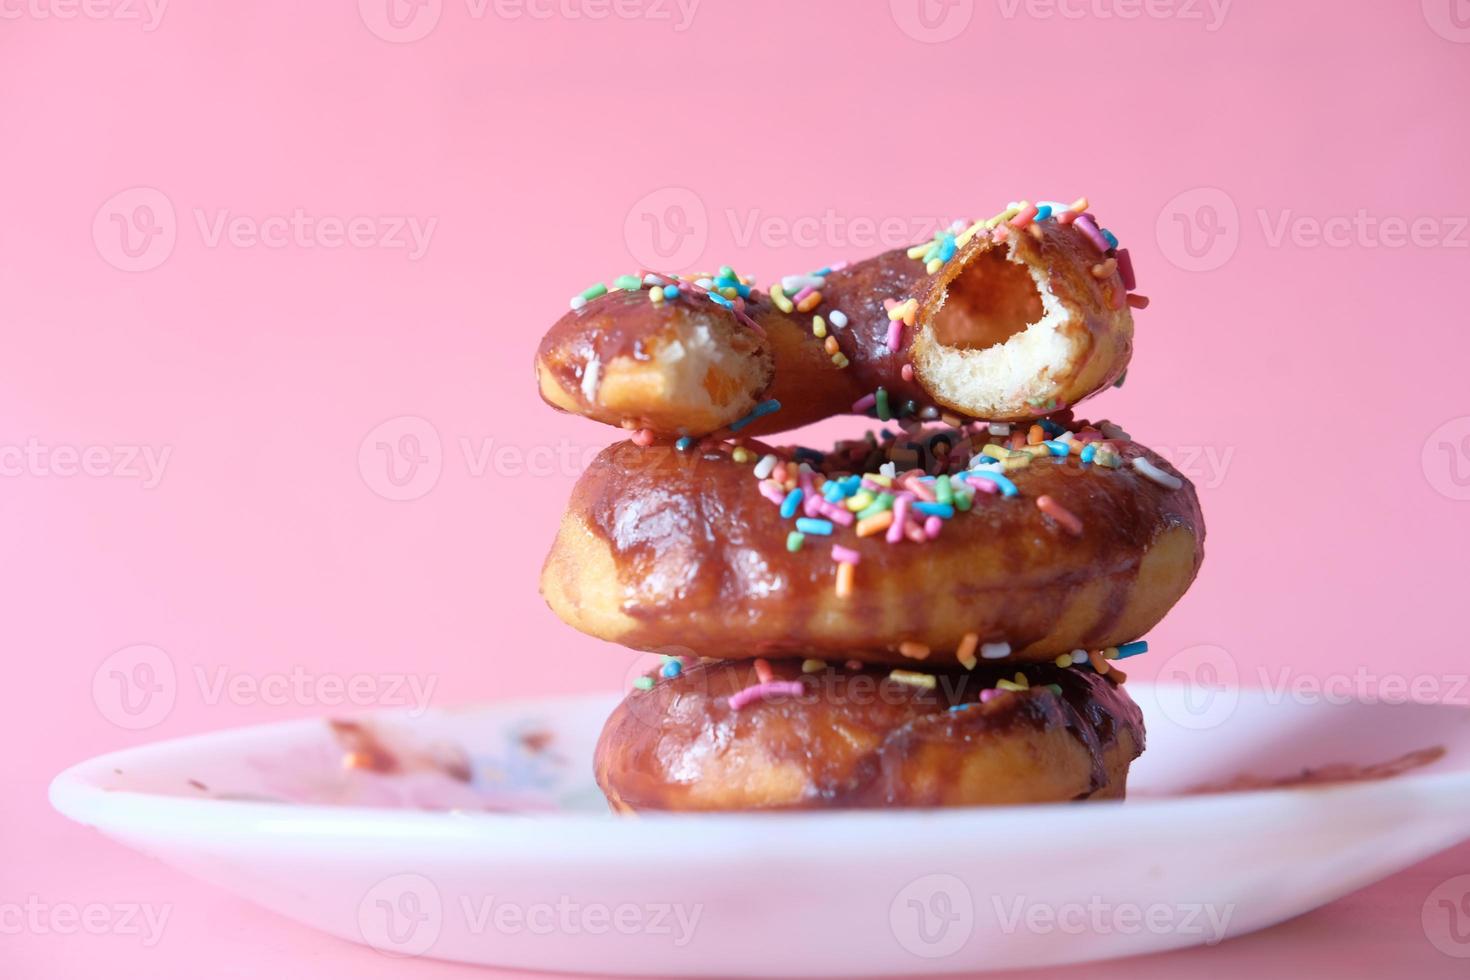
top-left (1103, 646), bottom-right (1120, 659)
top-left (1054, 654), bottom-right (1072, 668)
top-left (956, 632), bottom-right (979, 671)
top-left (832, 353), bottom-right (850, 368)
top-left (721, 286), bottom-right (738, 299)
top-left (796, 290), bottom-right (823, 313)
top-left (1070, 196), bottom-right (1090, 214)
top-left (889, 669), bottom-right (936, 690)
top-left (802, 658), bottom-right (826, 674)
top-left (731, 447), bottom-right (752, 464)
top-left (925, 258), bottom-right (942, 274)
top-left (835, 561), bottom-right (855, 598)
top-left (864, 473), bottom-right (893, 487)
top-left (649, 286), bottom-right (665, 303)
top-left (899, 641), bottom-right (931, 661)
top-left (771, 283), bottom-right (794, 314)
top-left (846, 491), bottom-right (875, 512)
top-left (906, 243), bottom-right (930, 260)
top-left (996, 679), bottom-right (1024, 692)
top-left (1014, 672), bottom-right (1030, 688)
top-left (812, 315), bottom-right (827, 339)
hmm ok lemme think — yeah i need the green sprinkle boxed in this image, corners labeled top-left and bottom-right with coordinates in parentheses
top-left (580, 283), bottom-right (608, 301)
top-left (1047, 683), bottom-right (1063, 695)
top-left (633, 676), bottom-right (655, 690)
top-left (786, 531), bottom-right (805, 552)
top-left (718, 265), bottom-right (736, 279)
top-left (856, 493), bottom-right (895, 520)
top-left (876, 387), bottom-right (891, 422)
top-left (936, 475), bottom-right (953, 505)
top-left (613, 274), bottom-right (642, 291)
top-left (954, 490), bottom-right (973, 512)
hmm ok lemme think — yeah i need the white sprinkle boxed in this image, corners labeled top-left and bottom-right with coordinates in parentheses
top-left (569, 295), bottom-right (587, 311)
top-left (753, 454), bottom-right (778, 479)
top-left (581, 355), bottom-right (601, 402)
top-left (643, 273), bottom-right (666, 286)
top-left (988, 423), bottom-right (1011, 436)
top-left (879, 461), bottom-right (897, 478)
top-left (829, 310), bottom-right (849, 329)
top-left (980, 641), bottom-right (1011, 660)
top-left (1070, 649), bottom-right (1089, 665)
top-left (1132, 456), bottom-right (1183, 490)
top-left (781, 274), bottom-right (825, 294)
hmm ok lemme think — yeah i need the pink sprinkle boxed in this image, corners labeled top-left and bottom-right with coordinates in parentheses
top-left (886, 320), bottom-right (903, 351)
top-left (905, 519), bottom-right (927, 543)
top-left (888, 495), bottom-right (910, 543)
top-left (1009, 203), bottom-right (1039, 228)
top-left (803, 491), bottom-right (825, 518)
top-left (925, 516), bottom-right (943, 539)
top-left (728, 680), bottom-right (804, 711)
top-left (1116, 248), bottom-right (1136, 290)
top-left (903, 476), bottom-right (937, 502)
top-left (830, 260), bottom-right (849, 272)
top-left (772, 462), bottom-right (788, 484)
top-left (831, 545), bottom-right (861, 564)
top-left (852, 393), bottom-right (877, 413)
top-left (631, 428), bottom-right (655, 447)
top-left (966, 476), bottom-right (1000, 494)
top-left (793, 286), bottom-right (815, 305)
top-left (754, 658), bottom-right (774, 683)
top-left (900, 363), bottom-right (915, 382)
top-left (980, 689), bottom-right (1000, 703)
top-left (860, 478), bottom-right (887, 493)
top-left (759, 481), bottom-right (786, 505)
top-left (1074, 214), bottom-right (1108, 253)
top-left (820, 502), bottom-right (855, 526)
top-left (1057, 210), bottom-right (1078, 226)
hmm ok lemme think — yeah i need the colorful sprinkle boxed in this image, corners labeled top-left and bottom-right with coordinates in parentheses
top-left (1132, 456), bottom-right (1183, 489)
top-left (957, 633), bottom-right (980, 670)
top-left (1036, 494), bottom-right (1084, 536)
top-left (835, 560), bottom-right (855, 597)
top-left (898, 641), bottom-right (931, 661)
top-left (728, 679), bottom-right (804, 710)
top-left (888, 669), bottom-right (937, 690)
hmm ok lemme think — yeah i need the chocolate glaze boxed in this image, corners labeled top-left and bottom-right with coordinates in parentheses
top-left (547, 420), bottom-right (1204, 664)
top-left (594, 658), bottom-right (1143, 811)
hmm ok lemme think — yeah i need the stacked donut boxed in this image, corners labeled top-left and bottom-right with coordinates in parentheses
top-left (536, 198), bottom-right (1205, 811)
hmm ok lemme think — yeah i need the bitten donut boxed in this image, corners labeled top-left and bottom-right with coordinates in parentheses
top-left (541, 415), bottom-right (1204, 666)
top-left (595, 657), bottom-right (1144, 812)
top-left (535, 198), bottom-right (1143, 439)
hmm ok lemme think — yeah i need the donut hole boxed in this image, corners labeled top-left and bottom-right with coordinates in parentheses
top-left (931, 248), bottom-right (1045, 351)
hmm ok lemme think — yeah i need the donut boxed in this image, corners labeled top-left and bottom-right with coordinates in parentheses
top-left (535, 199), bottom-right (1143, 439)
top-left (595, 657), bottom-right (1144, 811)
top-left (540, 415), bottom-right (1204, 667)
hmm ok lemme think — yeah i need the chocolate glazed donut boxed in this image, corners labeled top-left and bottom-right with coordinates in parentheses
top-left (595, 659), bottom-right (1145, 812)
top-left (536, 199), bottom-right (1142, 438)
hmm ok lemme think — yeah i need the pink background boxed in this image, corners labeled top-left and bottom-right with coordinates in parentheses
top-left (5, 1), bottom-right (1470, 976)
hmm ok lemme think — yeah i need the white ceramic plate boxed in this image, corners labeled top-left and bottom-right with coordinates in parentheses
top-left (51, 683), bottom-right (1470, 976)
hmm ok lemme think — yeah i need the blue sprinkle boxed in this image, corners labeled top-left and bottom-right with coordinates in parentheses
top-left (795, 518), bottom-right (834, 536)
top-left (1034, 204), bottom-right (1053, 221)
top-left (675, 436), bottom-right (694, 452)
top-left (793, 447), bottom-right (825, 464)
top-left (1043, 440), bottom-right (1070, 457)
top-left (1116, 640), bottom-right (1149, 659)
top-left (707, 292), bottom-right (734, 309)
top-left (972, 473), bottom-right (1018, 497)
top-left (1038, 418), bottom-right (1063, 436)
top-left (913, 502), bottom-right (955, 519)
top-left (660, 659), bottom-right (683, 678)
top-left (780, 488), bottom-right (803, 519)
top-left (1080, 444), bottom-right (1097, 464)
top-left (1102, 228), bottom-right (1119, 249)
top-left (823, 482), bottom-right (846, 502)
top-left (815, 267), bottom-right (832, 276)
top-left (938, 235), bottom-right (957, 263)
top-left (728, 399), bottom-right (782, 433)
top-left (948, 703), bottom-right (974, 713)
top-left (664, 285), bottom-right (680, 300)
